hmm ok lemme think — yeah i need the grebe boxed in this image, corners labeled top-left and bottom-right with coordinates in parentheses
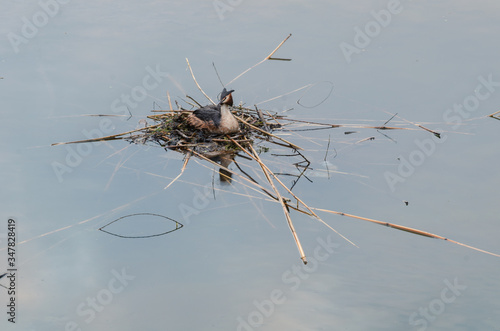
top-left (186, 88), bottom-right (240, 134)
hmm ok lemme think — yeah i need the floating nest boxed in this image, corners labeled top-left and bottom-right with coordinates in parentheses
top-left (126, 105), bottom-right (297, 159)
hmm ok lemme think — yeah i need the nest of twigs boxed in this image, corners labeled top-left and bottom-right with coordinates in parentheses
top-left (129, 105), bottom-right (296, 159)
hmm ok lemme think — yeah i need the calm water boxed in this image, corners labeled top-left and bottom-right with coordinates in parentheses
top-left (1, 1), bottom-right (500, 330)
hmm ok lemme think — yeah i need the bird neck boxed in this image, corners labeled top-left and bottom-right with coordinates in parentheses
top-left (218, 103), bottom-right (239, 133)
top-left (220, 103), bottom-right (233, 118)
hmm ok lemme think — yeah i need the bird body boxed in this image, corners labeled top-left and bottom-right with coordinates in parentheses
top-left (186, 88), bottom-right (239, 134)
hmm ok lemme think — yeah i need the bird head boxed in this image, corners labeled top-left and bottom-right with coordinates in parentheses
top-left (220, 88), bottom-right (235, 106)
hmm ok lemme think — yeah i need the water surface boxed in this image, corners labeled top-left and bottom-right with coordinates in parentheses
top-left (1, 1), bottom-right (500, 330)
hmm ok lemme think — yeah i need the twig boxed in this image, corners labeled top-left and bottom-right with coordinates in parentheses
top-left (266, 33), bottom-right (292, 60)
top-left (355, 137), bottom-right (375, 144)
top-left (385, 111), bottom-right (441, 138)
top-left (167, 91), bottom-right (173, 111)
top-left (105, 148), bottom-right (141, 190)
top-left (229, 137), bottom-right (358, 250)
top-left (149, 109), bottom-right (186, 113)
top-left (312, 207), bottom-right (500, 258)
top-left (51, 124), bottom-right (161, 146)
top-left (49, 114), bottom-right (129, 118)
top-left (211, 138), bottom-right (252, 143)
top-left (231, 137), bottom-right (307, 264)
top-left (488, 110), bottom-right (500, 120)
top-left (234, 115), bottom-right (303, 150)
top-left (164, 152), bottom-right (191, 189)
top-left (187, 148), bottom-right (278, 200)
top-left (212, 62), bottom-right (225, 88)
top-left (186, 95), bottom-right (203, 107)
top-left (186, 58), bottom-right (215, 105)
top-left (255, 106), bottom-right (270, 132)
top-left (281, 117), bottom-right (420, 131)
top-left (246, 144), bottom-right (357, 248)
top-left (324, 135), bottom-right (332, 179)
top-left (255, 84), bottom-right (312, 106)
top-left (377, 130), bottom-right (397, 143)
top-left (227, 34), bottom-right (292, 85)
top-left (383, 112), bottom-right (398, 126)
top-left (264, 110), bottom-right (283, 127)
top-left (179, 96), bottom-right (199, 109)
top-left (324, 135), bottom-right (331, 161)
top-left (417, 124), bottom-right (441, 138)
top-left (296, 81), bottom-right (335, 109)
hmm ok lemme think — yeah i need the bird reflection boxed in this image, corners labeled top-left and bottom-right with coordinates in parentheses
top-left (209, 153), bottom-right (235, 184)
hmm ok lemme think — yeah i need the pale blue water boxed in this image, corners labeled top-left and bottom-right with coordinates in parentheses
top-left (1, 1), bottom-right (500, 330)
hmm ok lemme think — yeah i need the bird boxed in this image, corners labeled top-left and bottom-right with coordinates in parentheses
top-left (186, 88), bottom-right (240, 134)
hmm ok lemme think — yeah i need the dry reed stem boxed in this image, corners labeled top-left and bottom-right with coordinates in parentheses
top-left (284, 125), bottom-right (325, 147)
top-left (187, 149), bottom-right (278, 200)
top-left (245, 142), bottom-right (318, 217)
top-left (149, 109), bottom-right (185, 113)
top-left (385, 112), bottom-right (441, 138)
top-left (282, 117), bottom-right (419, 131)
top-left (227, 34), bottom-right (292, 85)
top-left (281, 202), bottom-right (359, 247)
top-left (266, 33), bottom-right (292, 59)
top-left (186, 95), bottom-right (203, 107)
top-left (246, 141), bottom-right (307, 263)
top-left (164, 152), bottom-right (191, 189)
top-left (229, 137), bottom-right (358, 250)
top-left (96, 144), bottom-right (132, 165)
top-left (50, 114), bottom-right (129, 118)
top-left (228, 136), bottom-right (307, 263)
top-left (312, 207), bottom-right (500, 258)
top-left (167, 91), bottom-right (173, 111)
top-left (417, 124), bottom-right (441, 138)
top-left (488, 110), bottom-right (500, 120)
top-left (186, 58), bottom-right (216, 105)
top-left (264, 110), bottom-right (283, 127)
top-left (355, 137), bottom-right (375, 144)
top-left (255, 84), bottom-right (312, 106)
top-left (182, 98), bottom-right (198, 109)
top-left (104, 148), bottom-right (141, 190)
top-left (256, 106), bottom-right (270, 132)
top-left (254, 147), bottom-right (307, 263)
top-left (118, 159), bottom-right (269, 203)
top-left (51, 124), bottom-right (161, 146)
top-left (234, 115), bottom-right (303, 150)
top-left (246, 143), bottom-right (358, 247)
top-left (191, 157), bottom-right (278, 202)
top-left (211, 138), bottom-right (252, 143)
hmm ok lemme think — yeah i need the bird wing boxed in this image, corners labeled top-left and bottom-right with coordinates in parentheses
top-left (192, 105), bottom-right (221, 125)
